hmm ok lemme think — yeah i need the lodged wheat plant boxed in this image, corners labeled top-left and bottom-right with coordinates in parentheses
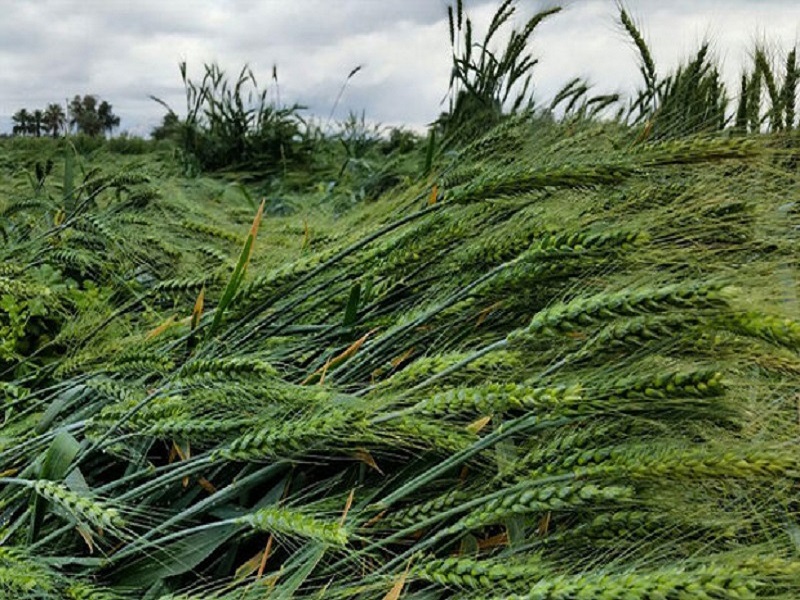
top-left (1, 2), bottom-right (799, 599)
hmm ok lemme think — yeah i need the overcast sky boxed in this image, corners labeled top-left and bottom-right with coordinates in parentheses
top-left (0, 0), bottom-right (798, 136)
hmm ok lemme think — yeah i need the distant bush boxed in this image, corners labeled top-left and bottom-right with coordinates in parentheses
top-left (153, 62), bottom-right (311, 175)
top-left (67, 133), bottom-right (105, 155)
top-left (105, 133), bottom-right (158, 155)
top-left (380, 126), bottom-right (420, 155)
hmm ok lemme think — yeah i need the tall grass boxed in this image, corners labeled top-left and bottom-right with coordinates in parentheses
top-left (620, 5), bottom-right (797, 137)
top-left (152, 61), bottom-right (310, 175)
top-left (437, 0), bottom-right (561, 143)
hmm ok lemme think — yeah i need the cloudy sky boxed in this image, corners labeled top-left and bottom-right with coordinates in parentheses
top-left (0, 0), bottom-right (798, 136)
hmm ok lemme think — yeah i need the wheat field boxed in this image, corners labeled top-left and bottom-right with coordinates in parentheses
top-left (1, 2), bottom-right (799, 598)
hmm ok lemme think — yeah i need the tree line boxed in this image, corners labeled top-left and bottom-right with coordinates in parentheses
top-left (11, 95), bottom-right (120, 137)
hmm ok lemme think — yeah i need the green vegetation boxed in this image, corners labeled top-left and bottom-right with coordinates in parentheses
top-left (11, 96), bottom-right (119, 138)
top-left (0, 1), bottom-right (799, 598)
top-left (150, 62), bottom-right (309, 175)
top-left (11, 105), bottom-right (65, 138)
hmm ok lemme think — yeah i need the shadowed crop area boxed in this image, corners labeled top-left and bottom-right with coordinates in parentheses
top-left (1, 2), bottom-right (799, 598)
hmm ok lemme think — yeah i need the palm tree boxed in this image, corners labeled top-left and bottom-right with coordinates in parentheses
top-left (30, 110), bottom-right (44, 137)
top-left (69, 95), bottom-right (99, 136)
top-left (11, 109), bottom-right (31, 136)
top-left (68, 95), bottom-right (82, 133)
top-left (69, 95), bottom-right (118, 136)
top-left (42, 103), bottom-right (66, 138)
top-left (98, 100), bottom-right (120, 136)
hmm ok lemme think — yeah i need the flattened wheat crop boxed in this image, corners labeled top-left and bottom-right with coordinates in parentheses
top-left (1, 2), bottom-right (799, 599)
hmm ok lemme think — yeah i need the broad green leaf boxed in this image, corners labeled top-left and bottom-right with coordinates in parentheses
top-left (29, 430), bottom-right (81, 542)
top-left (113, 523), bottom-right (240, 586)
top-left (210, 199), bottom-right (264, 334)
top-left (63, 142), bottom-right (75, 214)
top-left (271, 542), bottom-right (326, 600)
top-left (342, 282), bottom-right (361, 327)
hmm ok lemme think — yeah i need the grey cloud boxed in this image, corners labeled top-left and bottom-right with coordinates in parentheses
top-left (0, 0), bottom-right (798, 137)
